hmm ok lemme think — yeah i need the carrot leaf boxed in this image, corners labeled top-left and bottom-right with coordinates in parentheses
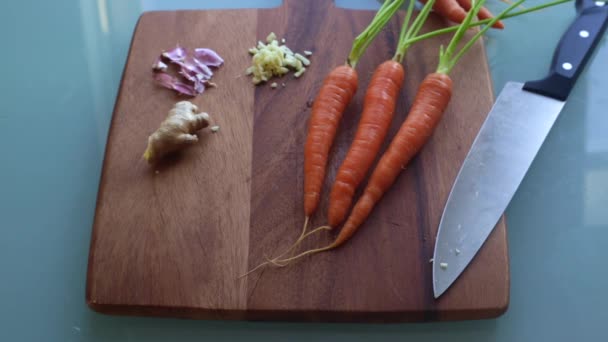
top-left (395, 0), bottom-right (417, 58)
top-left (394, 0), bottom-right (436, 62)
top-left (437, 0), bottom-right (487, 74)
top-left (348, 0), bottom-right (405, 68)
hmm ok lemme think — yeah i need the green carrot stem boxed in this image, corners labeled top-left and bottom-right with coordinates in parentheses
top-left (394, 0), bottom-right (437, 62)
top-left (348, 0), bottom-right (394, 67)
top-left (407, 0), bottom-right (436, 40)
top-left (348, 0), bottom-right (404, 68)
top-left (396, 0), bottom-right (417, 56)
top-left (437, 0), bottom-right (488, 74)
top-left (393, 0), bottom-right (435, 63)
top-left (405, 0), bottom-right (572, 46)
top-left (400, 1), bottom-right (435, 60)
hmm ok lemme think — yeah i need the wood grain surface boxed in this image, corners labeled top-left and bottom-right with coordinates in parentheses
top-left (86, 0), bottom-right (509, 322)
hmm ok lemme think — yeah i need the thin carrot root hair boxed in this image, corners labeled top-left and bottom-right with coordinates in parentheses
top-left (272, 243), bottom-right (337, 266)
top-left (269, 222), bottom-right (331, 264)
top-left (288, 216), bottom-right (310, 258)
top-left (238, 218), bottom-right (333, 278)
top-left (237, 218), bottom-right (309, 278)
top-left (267, 224), bottom-right (334, 266)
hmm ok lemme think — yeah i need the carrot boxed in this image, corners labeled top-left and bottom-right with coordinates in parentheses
top-left (304, 66), bottom-right (358, 217)
top-left (424, 0), bottom-right (505, 29)
top-left (271, 0), bottom-right (533, 266)
top-left (327, 60), bottom-right (404, 227)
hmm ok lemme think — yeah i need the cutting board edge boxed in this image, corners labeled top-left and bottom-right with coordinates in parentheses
top-left (85, 301), bottom-right (508, 323)
top-left (85, 11), bottom-right (147, 306)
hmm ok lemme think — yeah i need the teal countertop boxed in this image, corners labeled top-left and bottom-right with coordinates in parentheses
top-left (1, 0), bottom-right (607, 340)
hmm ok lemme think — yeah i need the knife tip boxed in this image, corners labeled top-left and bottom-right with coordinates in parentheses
top-left (432, 272), bottom-right (447, 299)
top-left (433, 286), bottom-right (442, 299)
top-left (433, 287), bottom-right (447, 299)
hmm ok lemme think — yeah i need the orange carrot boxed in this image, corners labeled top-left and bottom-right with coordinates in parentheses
top-left (304, 65), bottom-right (358, 217)
top-left (327, 60), bottom-right (404, 228)
top-left (423, 0), bottom-right (505, 29)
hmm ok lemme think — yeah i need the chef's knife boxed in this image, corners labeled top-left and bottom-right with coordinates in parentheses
top-left (432, 0), bottom-right (608, 299)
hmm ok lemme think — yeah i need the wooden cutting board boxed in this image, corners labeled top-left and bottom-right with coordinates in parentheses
top-left (86, 0), bottom-right (509, 322)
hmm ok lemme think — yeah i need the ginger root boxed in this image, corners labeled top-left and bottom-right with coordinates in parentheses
top-left (143, 101), bottom-right (211, 164)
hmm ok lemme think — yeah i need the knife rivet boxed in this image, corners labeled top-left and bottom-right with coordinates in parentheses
top-left (579, 30), bottom-right (590, 38)
top-left (596, 1), bottom-right (605, 7)
top-left (562, 62), bottom-right (573, 70)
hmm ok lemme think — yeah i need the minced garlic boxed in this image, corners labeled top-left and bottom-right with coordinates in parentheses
top-left (246, 32), bottom-right (311, 85)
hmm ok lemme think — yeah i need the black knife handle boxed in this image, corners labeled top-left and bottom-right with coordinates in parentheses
top-left (523, 0), bottom-right (608, 101)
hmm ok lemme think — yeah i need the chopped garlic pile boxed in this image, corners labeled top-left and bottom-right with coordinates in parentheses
top-left (246, 32), bottom-right (311, 85)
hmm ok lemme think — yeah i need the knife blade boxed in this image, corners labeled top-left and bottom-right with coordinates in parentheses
top-left (432, 0), bottom-right (608, 299)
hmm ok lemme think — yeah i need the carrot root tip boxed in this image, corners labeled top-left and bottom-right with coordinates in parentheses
top-left (237, 261), bottom-right (269, 279)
